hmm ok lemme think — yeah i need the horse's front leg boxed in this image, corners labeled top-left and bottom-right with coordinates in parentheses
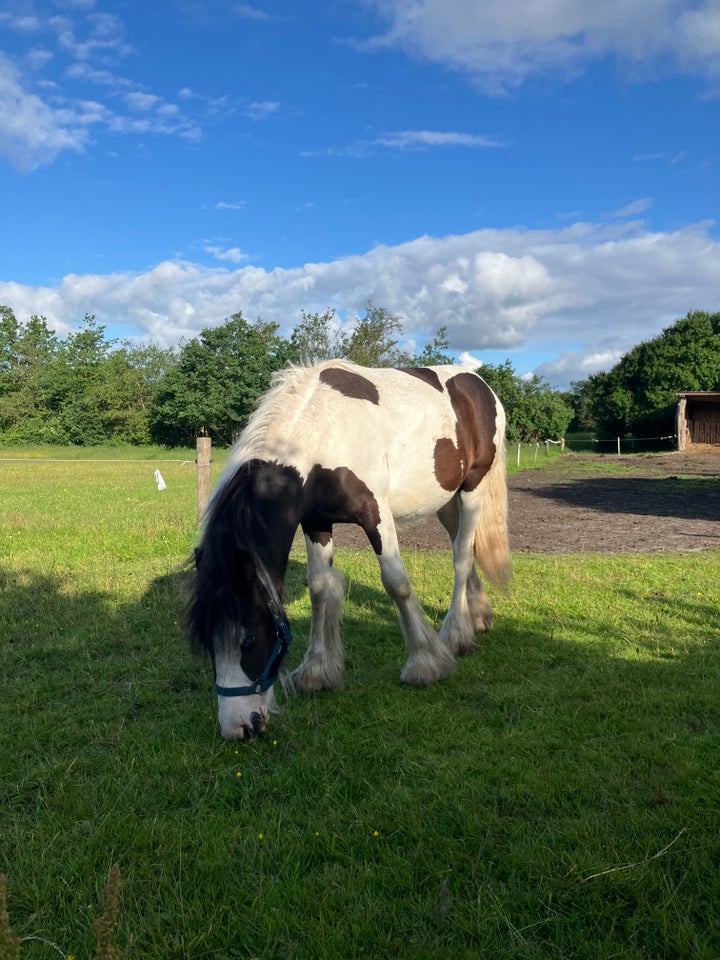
top-left (372, 509), bottom-right (456, 686)
top-left (285, 530), bottom-right (346, 693)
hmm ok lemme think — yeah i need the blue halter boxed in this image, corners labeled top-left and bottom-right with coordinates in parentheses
top-left (214, 604), bottom-right (293, 698)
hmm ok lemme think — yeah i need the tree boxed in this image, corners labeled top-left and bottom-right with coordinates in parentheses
top-left (479, 360), bottom-right (574, 441)
top-left (45, 315), bottom-right (114, 443)
top-left (340, 303), bottom-right (410, 367)
top-left (0, 312), bottom-right (59, 442)
top-left (410, 326), bottom-right (452, 366)
top-left (289, 309), bottom-right (342, 364)
top-left (150, 312), bottom-right (292, 446)
top-left (577, 310), bottom-right (720, 437)
top-left (0, 306), bottom-right (20, 379)
top-left (0, 308), bottom-right (178, 444)
top-left (288, 302), bottom-right (452, 369)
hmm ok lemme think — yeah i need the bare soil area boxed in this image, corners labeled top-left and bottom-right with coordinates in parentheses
top-left (331, 447), bottom-right (720, 554)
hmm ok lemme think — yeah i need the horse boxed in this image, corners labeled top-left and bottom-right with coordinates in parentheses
top-left (188, 360), bottom-right (512, 739)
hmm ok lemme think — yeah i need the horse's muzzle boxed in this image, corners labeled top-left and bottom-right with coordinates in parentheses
top-left (223, 710), bottom-right (267, 740)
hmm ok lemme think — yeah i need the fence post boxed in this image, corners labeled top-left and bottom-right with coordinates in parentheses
top-left (617, 437), bottom-right (621, 456)
top-left (196, 435), bottom-right (212, 522)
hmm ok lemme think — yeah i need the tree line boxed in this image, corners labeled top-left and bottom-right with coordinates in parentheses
top-left (571, 310), bottom-right (720, 438)
top-left (1, 302), bottom-right (717, 448)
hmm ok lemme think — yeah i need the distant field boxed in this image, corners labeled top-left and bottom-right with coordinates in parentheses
top-left (1, 446), bottom-right (719, 959)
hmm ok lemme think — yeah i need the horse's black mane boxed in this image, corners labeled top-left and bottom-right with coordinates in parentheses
top-left (187, 459), bottom-right (299, 656)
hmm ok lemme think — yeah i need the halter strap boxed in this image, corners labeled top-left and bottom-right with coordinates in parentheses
top-left (214, 605), bottom-right (293, 698)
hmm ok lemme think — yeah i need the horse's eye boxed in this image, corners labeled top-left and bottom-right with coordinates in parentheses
top-left (243, 630), bottom-right (257, 649)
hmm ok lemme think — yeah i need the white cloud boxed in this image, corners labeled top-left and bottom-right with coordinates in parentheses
top-left (458, 351), bottom-right (483, 368)
top-left (0, 4), bottom-right (221, 168)
top-left (607, 197), bottom-right (653, 219)
top-left (235, 4), bottom-right (272, 21)
top-left (634, 150), bottom-right (688, 166)
top-left (535, 349), bottom-right (625, 385)
top-left (360, 0), bottom-right (720, 93)
top-left (125, 91), bottom-right (162, 112)
top-left (64, 61), bottom-right (133, 88)
top-left (0, 55), bottom-right (88, 169)
top-left (307, 128), bottom-right (502, 157)
top-left (215, 200), bottom-right (247, 210)
top-left (2, 219), bottom-right (718, 387)
top-left (246, 100), bottom-right (280, 120)
top-left (0, 12), bottom-right (42, 32)
top-left (0, 48), bottom-right (205, 169)
top-left (204, 245), bottom-right (249, 263)
top-left (373, 129), bottom-right (502, 149)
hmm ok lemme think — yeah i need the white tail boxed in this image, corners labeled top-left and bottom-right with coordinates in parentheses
top-left (473, 434), bottom-right (512, 590)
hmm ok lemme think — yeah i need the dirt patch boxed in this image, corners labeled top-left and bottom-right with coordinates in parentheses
top-left (331, 447), bottom-right (720, 554)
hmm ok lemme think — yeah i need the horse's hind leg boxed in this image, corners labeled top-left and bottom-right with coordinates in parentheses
top-left (437, 493), bottom-right (493, 657)
top-left (285, 531), bottom-right (346, 693)
top-left (372, 509), bottom-right (456, 686)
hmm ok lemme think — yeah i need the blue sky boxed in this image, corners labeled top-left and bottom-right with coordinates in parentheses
top-left (1, 0), bottom-right (719, 387)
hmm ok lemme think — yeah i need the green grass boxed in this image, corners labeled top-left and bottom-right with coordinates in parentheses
top-left (1, 447), bottom-right (719, 959)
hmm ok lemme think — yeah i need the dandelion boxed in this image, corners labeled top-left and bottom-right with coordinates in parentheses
top-left (258, 833), bottom-right (264, 840)
top-left (373, 830), bottom-right (379, 837)
top-left (273, 740), bottom-right (278, 747)
top-left (236, 771), bottom-right (242, 778)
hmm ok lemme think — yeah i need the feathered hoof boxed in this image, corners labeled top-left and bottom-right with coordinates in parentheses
top-left (284, 660), bottom-right (344, 694)
top-left (451, 635), bottom-right (480, 658)
top-left (400, 647), bottom-right (457, 686)
top-left (471, 611), bottom-right (493, 634)
top-left (440, 613), bottom-right (480, 657)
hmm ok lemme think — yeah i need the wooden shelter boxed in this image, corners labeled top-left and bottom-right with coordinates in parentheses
top-left (676, 392), bottom-right (720, 450)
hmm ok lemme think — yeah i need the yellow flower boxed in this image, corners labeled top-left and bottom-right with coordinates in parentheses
top-left (373, 830), bottom-right (379, 837)
top-left (258, 833), bottom-right (264, 840)
top-left (236, 771), bottom-right (242, 778)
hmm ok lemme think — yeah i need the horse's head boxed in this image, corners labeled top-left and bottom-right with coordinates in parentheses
top-left (189, 545), bottom-right (292, 740)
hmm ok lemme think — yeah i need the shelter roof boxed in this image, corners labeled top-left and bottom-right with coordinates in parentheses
top-left (676, 392), bottom-right (720, 400)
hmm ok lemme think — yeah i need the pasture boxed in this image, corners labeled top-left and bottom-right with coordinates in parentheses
top-left (1, 446), bottom-right (719, 959)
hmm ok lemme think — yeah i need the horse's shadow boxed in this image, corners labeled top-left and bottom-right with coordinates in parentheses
top-left (139, 555), bottom-right (399, 679)
top-left (4, 560), bottom-right (717, 742)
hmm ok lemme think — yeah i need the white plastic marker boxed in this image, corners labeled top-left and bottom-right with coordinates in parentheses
top-left (154, 469), bottom-right (167, 491)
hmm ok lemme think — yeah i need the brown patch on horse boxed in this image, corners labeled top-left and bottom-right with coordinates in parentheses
top-left (304, 529), bottom-right (333, 549)
top-left (303, 464), bottom-right (383, 554)
top-left (400, 367), bottom-right (444, 392)
top-left (434, 373), bottom-right (497, 493)
top-left (319, 367), bottom-right (380, 404)
top-left (434, 437), bottom-right (466, 491)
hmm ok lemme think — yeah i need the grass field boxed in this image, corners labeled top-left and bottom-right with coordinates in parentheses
top-left (1, 446), bottom-right (719, 959)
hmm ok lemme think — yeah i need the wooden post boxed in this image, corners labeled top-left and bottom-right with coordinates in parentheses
top-left (196, 435), bottom-right (212, 522)
top-left (676, 397), bottom-right (687, 451)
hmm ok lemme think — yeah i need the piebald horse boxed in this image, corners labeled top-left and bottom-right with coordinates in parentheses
top-left (189, 360), bottom-right (511, 739)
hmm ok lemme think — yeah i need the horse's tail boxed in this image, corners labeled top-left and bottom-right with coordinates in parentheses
top-left (473, 409), bottom-right (512, 590)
